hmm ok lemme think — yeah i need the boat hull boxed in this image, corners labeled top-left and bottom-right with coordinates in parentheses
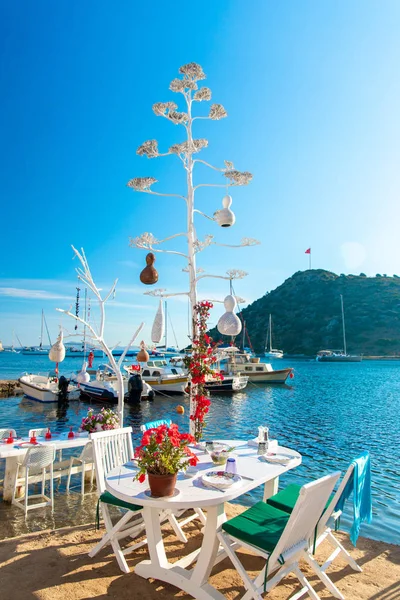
top-left (79, 380), bottom-right (154, 402)
top-left (205, 376), bottom-right (248, 393)
top-left (142, 377), bottom-right (188, 394)
top-left (244, 368), bottom-right (292, 383)
top-left (317, 355), bottom-right (362, 362)
top-left (19, 375), bottom-right (78, 402)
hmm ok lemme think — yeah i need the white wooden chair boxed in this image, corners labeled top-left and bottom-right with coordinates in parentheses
top-left (28, 428), bottom-right (63, 461)
top-left (12, 445), bottom-right (56, 516)
top-left (217, 471), bottom-right (341, 600)
top-left (267, 462), bottom-right (362, 600)
top-left (140, 419), bottom-right (206, 540)
top-left (66, 441), bottom-right (95, 496)
top-left (89, 426), bottom-right (200, 573)
top-left (0, 429), bottom-right (17, 440)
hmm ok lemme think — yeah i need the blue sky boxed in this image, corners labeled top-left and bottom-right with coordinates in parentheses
top-left (1, 1), bottom-right (400, 347)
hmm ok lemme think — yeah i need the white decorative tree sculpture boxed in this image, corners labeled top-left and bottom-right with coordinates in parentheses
top-left (57, 246), bottom-right (144, 426)
top-left (128, 63), bottom-right (259, 434)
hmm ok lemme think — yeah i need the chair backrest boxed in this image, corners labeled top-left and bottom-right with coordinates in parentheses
top-left (317, 461), bottom-right (355, 533)
top-left (140, 419), bottom-right (172, 432)
top-left (90, 427), bottom-right (133, 493)
top-left (270, 471), bottom-right (341, 569)
top-left (0, 429), bottom-right (17, 440)
top-left (23, 445), bottom-right (56, 468)
top-left (79, 440), bottom-right (93, 462)
top-left (28, 428), bottom-right (49, 438)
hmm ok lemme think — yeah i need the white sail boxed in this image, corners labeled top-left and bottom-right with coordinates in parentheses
top-left (151, 298), bottom-right (165, 344)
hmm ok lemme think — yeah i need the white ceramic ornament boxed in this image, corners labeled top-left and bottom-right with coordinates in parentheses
top-left (49, 330), bottom-right (66, 363)
top-left (217, 295), bottom-right (242, 336)
top-left (214, 195), bottom-right (236, 227)
top-left (151, 298), bottom-right (165, 344)
top-left (76, 361), bottom-right (90, 384)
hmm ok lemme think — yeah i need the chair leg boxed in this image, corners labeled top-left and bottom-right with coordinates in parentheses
top-left (217, 532), bottom-right (264, 600)
top-left (66, 458), bottom-right (73, 493)
top-left (294, 566), bottom-right (321, 600)
top-left (41, 468), bottom-right (46, 497)
top-left (326, 530), bottom-right (362, 572)
top-left (12, 464), bottom-right (19, 505)
top-left (81, 461), bottom-right (85, 496)
top-left (90, 463), bottom-right (95, 487)
top-left (101, 505), bottom-right (131, 573)
top-left (24, 468), bottom-right (29, 517)
top-left (89, 505), bottom-right (136, 562)
top-left (166, 512), bottom-right (188, 543)
top-left (303, 550), bottom-right (344, 600)
top-left (50, 463), bottom-right (54, 511)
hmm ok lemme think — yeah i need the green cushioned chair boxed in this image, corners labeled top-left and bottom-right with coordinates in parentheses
top-left (217, 472), bottom-right (341, 600)
top-left (99, 490), bottom-right (141, 512)
top-left (222, 502), bottom-right (289, 554)
top-left (267, 483), bottom-right (334, 515)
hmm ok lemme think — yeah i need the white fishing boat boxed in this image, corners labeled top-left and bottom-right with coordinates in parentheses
top-left (218, 347), bottom-right (293, 384)
top-left (125, 359), bottom-right (188, 394)
top-left (79, 364), bottom-right (155, 402)
top-left (168, 355), bottom-right (249, 393)
top-left (316, 295), bottom-right (362, 362)
top-left (19, 374), bottom-right (80, 403)
top-left (0, 341), bottom-right (3, 352)
top-left (264, 314), bottom-right (283, 359)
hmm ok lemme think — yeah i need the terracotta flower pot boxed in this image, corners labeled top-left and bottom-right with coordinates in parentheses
top-left (147, 472), bottom-right (177, 498)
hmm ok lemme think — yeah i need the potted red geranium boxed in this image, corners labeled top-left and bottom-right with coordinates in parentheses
top-left (134, 423), bottom-right (199, 497)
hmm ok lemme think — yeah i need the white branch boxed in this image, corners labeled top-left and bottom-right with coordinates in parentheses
top-left (117, 322), bottom-right (145, 367)
top-left (137, 189), bottom-right (187, 201)
top-left (193, 159), bottom-right (225, 172)
top-left (194, 183), bottom-right (232, 191)
top-left (193, 209), bottom-right (215, 222)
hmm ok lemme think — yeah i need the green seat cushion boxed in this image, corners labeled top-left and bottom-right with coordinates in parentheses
top-left (267, 484), bottom-right (334, 515)
top-left (222, 501), bottom-right (289, 554)
top-left (99, 490), bottom-right (141, 512)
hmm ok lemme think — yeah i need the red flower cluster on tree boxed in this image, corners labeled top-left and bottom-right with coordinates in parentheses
top-left (183, 301), bottom-right (223, 441)
top-left (134, 423), bottom-right (199, 481)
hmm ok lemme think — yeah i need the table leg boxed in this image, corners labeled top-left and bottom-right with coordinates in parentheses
top-left (134, 505), bottom-right (227, 600)
top-left (3, 457), bottom-right (20, 502)
top-left (263, 475), bottom-right (279, 501)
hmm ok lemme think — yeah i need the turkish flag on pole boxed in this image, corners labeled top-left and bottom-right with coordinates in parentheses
top-left (305, 248), bottom-right (311, 269)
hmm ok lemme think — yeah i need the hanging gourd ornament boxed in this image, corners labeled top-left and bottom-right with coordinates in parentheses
top-left (217, 295), bottom-right (242, 336)
top-left (151, 298), bottom-right (164, 344)
top-left (49, 330), bottom-right (66, 363)
top-left (140, 252), bottom-right (158, 285)
top-left (214, 195), bottom-right (236, 228)
top-left (137, 340), bottom-right (150, 363)
top-left (76, 361), bottom-right (90, 384)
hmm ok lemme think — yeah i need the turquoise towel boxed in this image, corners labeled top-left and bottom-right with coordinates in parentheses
top-left (335, 451), bottom-right (372, 546)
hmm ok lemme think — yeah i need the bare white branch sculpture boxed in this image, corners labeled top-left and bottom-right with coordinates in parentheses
top-left (56, 246), bottom-right (144, 426)
top-left (127, 63), bottom-right (259, 435)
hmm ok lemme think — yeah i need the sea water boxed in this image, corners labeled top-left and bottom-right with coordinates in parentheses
top-left (0, 353), bottom-right (399, 544)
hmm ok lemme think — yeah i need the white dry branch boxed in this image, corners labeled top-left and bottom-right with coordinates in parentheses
top-left (56, 246), bottom-right (144, 426)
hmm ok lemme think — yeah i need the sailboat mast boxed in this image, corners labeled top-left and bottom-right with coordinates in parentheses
top-left (340, 294), bottom-right (347, 355)
top-left (165, 300), bottom-right (168, 350)
top-left (39, 309), bottom-right (44, 349)
top-left (242, 320), bottom-right (246, 350)
top-left (83, 289), bottom-right (87, 358)
top-left (269, 314), bottom-right (272, 352)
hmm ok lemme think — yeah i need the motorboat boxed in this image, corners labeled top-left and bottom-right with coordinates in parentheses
top-left (19, 373), bottom-right (80, 403)
top-left (218, 347), bottom-right (293, 384)
top-left (316, 350), bottom-right (362, 362)
top-left (79, 364), bottom-right (155, 402)
top-left (125, 359), bottom-right (188, 394)
top-left (205, 373), bottom-right (248, 393)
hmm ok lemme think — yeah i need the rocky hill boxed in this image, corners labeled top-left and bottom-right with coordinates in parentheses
top-left (210, 270), bottom-right (400, 356)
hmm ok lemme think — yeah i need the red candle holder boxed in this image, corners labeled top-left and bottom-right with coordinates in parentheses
top-left (6, 431), bottom-right (14, 444)
top-left (30, 431), bottom-right (37, 444)
top-left (45, 428), bottom-right (52, 440)
top-left (68, 427), bottom-right (74, 439)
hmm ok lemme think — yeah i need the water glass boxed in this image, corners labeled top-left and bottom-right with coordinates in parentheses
top-left (225, 457), bottom-right (237, 476)
top-left (205, 441), bottom-right (214, 452)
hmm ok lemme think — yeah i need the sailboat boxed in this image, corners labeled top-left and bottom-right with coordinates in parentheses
top-left (21, 310), bottom-right (52, 355)
top-left (3, 331), bottom-right (20, 353)
top-left (316, 295), bottom-right (362, 362)
top-left (264, 314), bottom-right (284, 359)
top-left (154, 301), bottom-right (180, 357)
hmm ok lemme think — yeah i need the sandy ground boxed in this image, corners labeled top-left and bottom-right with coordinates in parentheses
top-left (1, 503), bottom-right (399, 600)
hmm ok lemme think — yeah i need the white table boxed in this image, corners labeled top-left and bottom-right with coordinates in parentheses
top-left (106, 440), bottom-right (301, 600)
top-left (0, 434), bottom-right (92, 501)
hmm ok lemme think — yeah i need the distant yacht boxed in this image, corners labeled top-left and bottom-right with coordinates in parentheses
top-left (21, 310), bottom-right (52, 355)
top-left (264, 314), bottom-right (284, 359)
top-left (316, 295), bottom-right (361, 362)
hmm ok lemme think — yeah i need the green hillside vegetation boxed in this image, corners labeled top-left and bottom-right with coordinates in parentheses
top-left (209, 269), bottom-right (400, 356)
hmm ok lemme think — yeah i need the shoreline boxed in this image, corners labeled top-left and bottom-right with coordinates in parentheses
top-left (0, 503), bottom-right (398, 600)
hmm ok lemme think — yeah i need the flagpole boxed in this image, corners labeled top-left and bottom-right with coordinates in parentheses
top-left (309, 249), bottom-right (311, 270)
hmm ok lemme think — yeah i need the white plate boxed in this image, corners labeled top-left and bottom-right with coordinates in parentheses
top-left (144, 488), bottom-right (181, 500)
top-left (201, 471), bottom-right (242, 489)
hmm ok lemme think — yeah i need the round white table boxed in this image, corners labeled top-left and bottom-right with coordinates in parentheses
top-left (106, 440), bottom-right (301, 600)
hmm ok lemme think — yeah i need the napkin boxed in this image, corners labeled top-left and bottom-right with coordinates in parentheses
top-left (259, 453), bottom-right (292, 465)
